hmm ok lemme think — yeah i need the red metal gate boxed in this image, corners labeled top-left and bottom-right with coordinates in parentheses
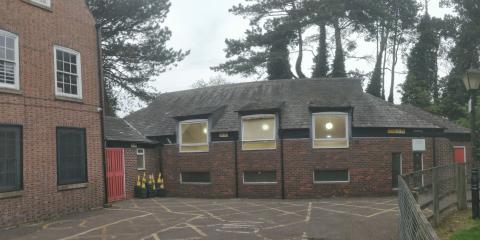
top-left (106, 148), bottom-right (125, 203)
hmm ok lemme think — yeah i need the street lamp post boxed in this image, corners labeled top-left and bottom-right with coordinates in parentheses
top-left (463, 69), bottom-right (480, 219)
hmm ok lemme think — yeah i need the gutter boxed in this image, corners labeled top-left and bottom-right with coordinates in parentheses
top-left (95, 24), bottom-right (109, 207)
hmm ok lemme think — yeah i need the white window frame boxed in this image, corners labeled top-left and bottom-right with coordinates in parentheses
top-left (313, 169), bottom-right (350, 184)
top-left (178, 119), bottom-right (209, 153)
top-left (136, 148), bottom-right (145, 170)
top-left (312, 112), bottom-right (349, 149)
top-left (0, 29), bottom-right (19, 90)
top-left (29, 0), bottom-right (51, 8)
top-left (241, 114), bottom-right (277, 150)
top-left (54, 45), bottom-right (82, 99)
top-left (180, 172), bottom-right (211, 185)
top-left (242, 171), bottom-right (277, 185)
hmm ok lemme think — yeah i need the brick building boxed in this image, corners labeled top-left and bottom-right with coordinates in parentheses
top-left (0, 0), bottom-right (104, 227)
top-left (105, 78), bottom-right (471, 200)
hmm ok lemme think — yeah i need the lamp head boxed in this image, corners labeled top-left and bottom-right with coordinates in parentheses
top-left (463, 69), bottom-right (480, 91)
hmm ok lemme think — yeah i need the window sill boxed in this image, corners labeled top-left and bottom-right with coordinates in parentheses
top-left (313, 181), bottom-right (350, 184)
top-left (0, 87), bottom-right (22, 96)
top-left (180, 182), bottom-right (211, 185)
top-left (58, 182), bottom-right (88, 191)
top-left (137, 168), bottom-right (146, 171)
top-left (243, 182), bottom-right (277, 185)
top-left (22, 0), bottom-right (52, 11)
top-left (0, 190), bottom-right (23, 199)
top-left (55, 96), bottom-right (84, 104)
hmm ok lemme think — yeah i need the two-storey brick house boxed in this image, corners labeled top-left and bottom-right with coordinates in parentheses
top-left (0, 0), bottom-right (104, 227)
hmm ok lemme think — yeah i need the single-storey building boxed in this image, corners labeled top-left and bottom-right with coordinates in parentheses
top-left (104, 78), bottom-right (471, 200)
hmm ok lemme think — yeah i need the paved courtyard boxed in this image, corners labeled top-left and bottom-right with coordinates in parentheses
top-left (1, 197), bottom-right (399, 240)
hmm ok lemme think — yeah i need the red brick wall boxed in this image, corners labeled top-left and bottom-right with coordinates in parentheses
top-left (162, 142), bottom-right (236, 198)
top-left (0, 0), bottom-right (103, 227)
top-left (160, 137), bottom-right (471, 199)
top-left (237, 143), bottom-right (282, 198)
top-left (123, 147), bottom-right (160, 199)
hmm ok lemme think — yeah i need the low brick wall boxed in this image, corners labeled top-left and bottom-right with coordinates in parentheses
top-left (160, 137), bottom-right (471, 199)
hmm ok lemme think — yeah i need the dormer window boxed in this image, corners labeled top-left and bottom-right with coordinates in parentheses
top-left (312, 112), bottom-right (349, 148)
top-left (179, 119), bottom-right (209, 152)
top-left (241, 114), bottom-right (276, 150)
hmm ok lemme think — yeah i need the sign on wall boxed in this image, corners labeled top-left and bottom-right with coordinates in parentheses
top-left (412, 139), bottom-right (426, 151)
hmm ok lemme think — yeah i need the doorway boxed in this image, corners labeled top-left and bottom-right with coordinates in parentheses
top-left (392, 153), bottom-right (402, 189)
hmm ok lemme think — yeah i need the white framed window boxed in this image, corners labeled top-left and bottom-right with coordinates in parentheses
top-left (0, 30), bottom-right (19, 90)
top-left (54, 46), bottom-right (82, 99)
top-left (136, 148), bottom-right (145, 170)
top-left (312, 112), bottom-right (349, 148)
top-left (29, 0), bottom-right (51, 8)
top-left (313, 169), bottom-right (349, 184)
top-left (241, 114), bottom-right (276, 150)
top-left (243, 171), bottom-right (277, 184)
top-left (179, 119), bottom-right (209, 152)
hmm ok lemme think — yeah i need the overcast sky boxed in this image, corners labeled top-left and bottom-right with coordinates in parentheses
top-left (120, 0), bottom-right (455, 116)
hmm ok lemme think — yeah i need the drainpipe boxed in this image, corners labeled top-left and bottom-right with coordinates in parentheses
top-left (234, 139), bottom-right (239, 198)
top-left (432, 137), bottom-right (437, 167)
top-left (95, 24), bottom-right (109, 207)
top-left (278, 114), bottom-right (285, 199)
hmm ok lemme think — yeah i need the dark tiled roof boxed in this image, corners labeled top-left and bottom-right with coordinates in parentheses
top-left (104, 116), bottom-right (153, 143)
top-left (123, 78), bottom-right (466, 137)
top-left (395, 105), bottom-right (470, 134)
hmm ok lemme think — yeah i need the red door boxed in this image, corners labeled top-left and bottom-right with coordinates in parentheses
top-left (454, 147), bottom-right (466, 164)
top-left (106, 148), bottom-right (125, 202)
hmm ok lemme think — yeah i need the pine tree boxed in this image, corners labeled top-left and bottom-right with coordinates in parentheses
top-left (87, 0), bottom-right (188, 115)
top-left (401, 14), bottom-right (441, 108)
top-left (312, 24), bottom-right (329, 78)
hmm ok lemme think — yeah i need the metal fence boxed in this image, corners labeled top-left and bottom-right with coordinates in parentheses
top-left (398, 163), bottom-right (468, 240)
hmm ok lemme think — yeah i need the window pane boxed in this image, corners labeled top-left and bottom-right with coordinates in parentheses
top-left (5, 49), bottom-right (14, 61)
top-left (181, 172), bottom-right (210, 183)
top-left (242, 140), bottom-right (276, 150)
top-left (243, 117), bottom-right (275, 141)
top-left (181, 121), bottom-right (208, 145)
top-left (244, 171), bottom-right (276, 183)
top-left (57, 128), bottom-right (87, 185)
top-left (313, 139), bottom-right (348, 148)
top-left (180, 145), bottom-right (208, 152)
top-left (314, 170), bottom-right (349, 182)
top-left (314, 114), bottom-right (346, 139)
top-left (136, 155), bottom-right (144, 169)
top-left (0, 47), bottom-right (5, 60)
top-left (0, 126), bottom-right (21, 193)
top-left (5, 37), bottom-right (14, 49)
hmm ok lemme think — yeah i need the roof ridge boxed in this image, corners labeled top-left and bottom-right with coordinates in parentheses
top-left (122, 118), bottom-right (149, 140)
top-left (156, 77), bottom-right (362, 97)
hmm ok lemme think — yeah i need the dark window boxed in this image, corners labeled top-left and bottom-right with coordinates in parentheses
top-left (0, 126), bottom-right (22, 192)
top-left (57, 128), bottom-right (87, 185)
top-left (243, 171), bottom-right (276, 183)
top-left (181, 172), bottom-right (210, 183)
top-left (314, 169), bottom-right (349, 183)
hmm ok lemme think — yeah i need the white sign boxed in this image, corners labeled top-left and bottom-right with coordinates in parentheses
top-left (412, 139), bottom-right (426, 151)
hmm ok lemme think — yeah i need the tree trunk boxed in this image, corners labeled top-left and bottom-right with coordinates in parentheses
top-left (366, 24), bottom-right (389, 98)
top-left (295, 28), bottom-right (306, 79)
top-left (331, 19), bottom-right (346, 77)
top-left (388, 19), bottom-right (399, 103)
